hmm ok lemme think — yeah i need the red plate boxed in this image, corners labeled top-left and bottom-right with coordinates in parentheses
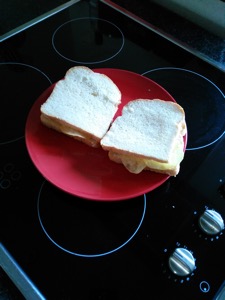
top-left (25, 68), bottom-right (187, 201)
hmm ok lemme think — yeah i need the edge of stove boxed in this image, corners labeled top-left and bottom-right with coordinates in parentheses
top-left (0, 0), bottom-right (80, 43)
top-left (100, 0), bottom-right (225, 73)
top-left (0, 243), bottom-right (45, 300)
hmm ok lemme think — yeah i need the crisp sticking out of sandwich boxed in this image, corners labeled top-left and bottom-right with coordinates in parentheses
top-left (40, 66), bottom-right (121, 147)
top-left (100, 99), bottom-right (187, 176)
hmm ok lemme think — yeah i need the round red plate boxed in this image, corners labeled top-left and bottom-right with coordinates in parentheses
top-left (25, 68), bottom-right (187, 201)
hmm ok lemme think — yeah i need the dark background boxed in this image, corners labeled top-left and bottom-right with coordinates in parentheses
top-left (0, 0), bottom-right (70, 37)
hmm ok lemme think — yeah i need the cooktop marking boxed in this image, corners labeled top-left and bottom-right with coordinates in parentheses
top-left (37, 180), bottom-right (146, 257)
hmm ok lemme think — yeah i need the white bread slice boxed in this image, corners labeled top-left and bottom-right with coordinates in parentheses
top-left (100, 99), bottom-right (187, 176)
top-left (40, 66), bottom-right (121, 147)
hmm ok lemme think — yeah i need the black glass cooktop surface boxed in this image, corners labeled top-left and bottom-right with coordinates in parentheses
top-left (0, 0), bottom-right (79, 42)
top-left (1, 1), bottom-right (225, 299)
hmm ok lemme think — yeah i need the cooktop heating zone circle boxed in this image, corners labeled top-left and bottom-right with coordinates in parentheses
top-left (37, 181), bottom-right (146, 257)
top-left (143, 68), bottom-right (225, 150)
top-left (0, 62), bottom-right (51, 145)
top-left (52, 17), bottom-right (124, 64)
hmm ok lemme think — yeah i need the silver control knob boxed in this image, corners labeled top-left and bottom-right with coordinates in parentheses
top-left (168, 248), bottom-right (195, 277)
top-left (199, 209), bottom-right (224, 235)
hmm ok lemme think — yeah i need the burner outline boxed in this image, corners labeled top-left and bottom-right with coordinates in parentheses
top-left (52, 17), bottom-right (124, 64)
top-left (142, 67), bottom-right (225, 150)
top-left (37, 180), bottom-right (146, 257)
top-left (0, 62), bottom-right (52, 145)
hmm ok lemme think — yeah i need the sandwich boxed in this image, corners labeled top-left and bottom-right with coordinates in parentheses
top-left (100, 99), bottom-right (187, 176)
top-left (40, 66), bottom-right (121, 147)
top-left (40, 66), bottom-right (186, 176)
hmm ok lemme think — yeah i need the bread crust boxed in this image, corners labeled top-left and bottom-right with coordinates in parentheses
top-left (40, 114), bottom-right (100, 147)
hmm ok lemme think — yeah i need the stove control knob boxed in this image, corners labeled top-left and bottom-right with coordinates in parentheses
top-left (199, 209), bottom-right (224, 235)
top-left (168, 248), bottom-right (195, 277)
